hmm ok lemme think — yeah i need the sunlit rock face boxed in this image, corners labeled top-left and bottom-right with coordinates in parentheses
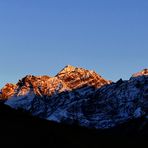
top-left (0, 66), bottom-right (148, 129)
top-left (0, 83), bottom-right (17, 100)
top-left (132, 69), bottom-right (148, 78)
top-left (56, 65), bottom-right (111, 89)
top-left (16, 75), bottom-right (69, 97)
top-left (0, 65), bottom-right (110, 100)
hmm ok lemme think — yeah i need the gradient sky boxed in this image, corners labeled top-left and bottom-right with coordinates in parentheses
top-left (0, 0), bottom-right (147, 88)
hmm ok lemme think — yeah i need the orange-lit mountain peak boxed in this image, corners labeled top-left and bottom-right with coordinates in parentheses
top-left (0, 66), bottom-right (111, 101)
top-left (0, 83), bottom-right (17, 99)
top-left (57, 65), bottom-right (77, 75)
top-left (132, 68), bottom-right (148, 78)
top-left (57, 65), bottom-right (110, 89)
top-left (141, 69), bottom-right (148, 75)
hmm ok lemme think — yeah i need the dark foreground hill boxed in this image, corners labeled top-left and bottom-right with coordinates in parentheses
top-left (0, 103), bottom-right (147, 147)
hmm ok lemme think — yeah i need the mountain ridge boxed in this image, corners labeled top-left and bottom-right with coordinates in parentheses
top-left (0, 65), bottom-right (110, 100)
top-left (0, 66), bottom-right (147, 129)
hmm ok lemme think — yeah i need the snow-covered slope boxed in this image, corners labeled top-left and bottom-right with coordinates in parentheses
top-left (0, 66), bottom-right (148, 129)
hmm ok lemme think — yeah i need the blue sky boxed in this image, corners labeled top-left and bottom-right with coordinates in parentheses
top-left (0, 0), bottom-right (147, 88)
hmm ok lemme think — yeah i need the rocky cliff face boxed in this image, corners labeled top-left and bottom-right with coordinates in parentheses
top-left (0, 66), bottom-right (147, 129)
top-left (56, 65), bottom-right (110, 89)
top-left (0, 83), bottom-right (17, 99)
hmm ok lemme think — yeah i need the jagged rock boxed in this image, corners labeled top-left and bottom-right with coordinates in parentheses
top-left (57, 65), bottom-right (110, 89)
top-left (0, 83), bottom-right (17, 100)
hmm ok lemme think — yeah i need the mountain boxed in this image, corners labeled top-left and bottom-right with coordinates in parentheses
top-left (0, 66), bottom-right (147, 130)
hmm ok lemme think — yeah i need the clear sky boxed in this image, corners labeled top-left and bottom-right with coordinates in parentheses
top-left (0, 0), bottom-right (147, 88)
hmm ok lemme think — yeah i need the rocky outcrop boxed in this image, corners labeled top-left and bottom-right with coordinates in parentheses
top-left (0, 83), bottom-right (17, 100)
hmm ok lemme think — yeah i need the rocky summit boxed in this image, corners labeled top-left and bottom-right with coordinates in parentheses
top-left (0, 66), bottom-right (147, 129)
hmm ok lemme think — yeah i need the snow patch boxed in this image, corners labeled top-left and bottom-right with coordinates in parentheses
top-left (5, 91), bottom-right (35, 110)
top-left (134, 107), bottom-right (144, 118)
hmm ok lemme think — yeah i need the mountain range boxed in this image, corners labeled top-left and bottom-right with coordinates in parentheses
top-left (0, 65), bottom-right (148, 146)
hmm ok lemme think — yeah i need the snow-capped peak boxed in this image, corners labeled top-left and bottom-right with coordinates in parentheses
top-left (0, 66), bottom-right (110, 101)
